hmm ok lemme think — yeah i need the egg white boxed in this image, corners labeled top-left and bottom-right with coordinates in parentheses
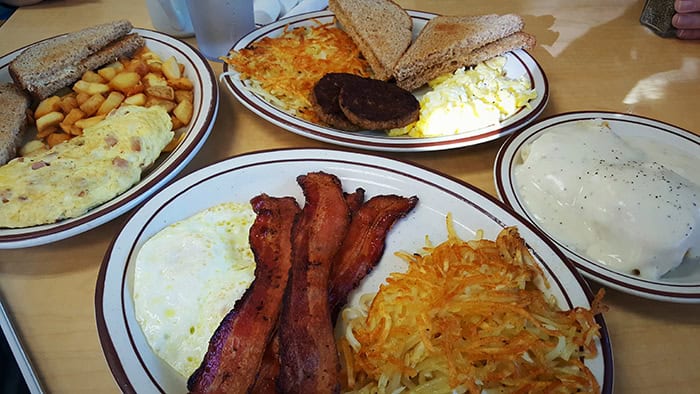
top-left (133, 201), bottom-right (256, 377)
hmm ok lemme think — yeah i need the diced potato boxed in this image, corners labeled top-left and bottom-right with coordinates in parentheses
top-left (19, 140), bottom-right (47, 156)
top-left (36, 111), bottom-right (64, 133)
top-left (170, 114), bottom-right (184, 130)
top-left (174, 89), bottom-right (194, 104)
top-left (109, 71), bottom-right (141, 94)
top-left (82, 70), bottom-right (106, 83)
top-left (162, 56), bottom-right (181, 80)
top-left (146, 85), bottom-right (175, 100)
top-left (123, 93), bottom-right (147, 106)
top-left (145, 96), bottom-right (177, 113)
top-left (36, 124), bottom-right (59, 139)
top-left (46, 132), bottom-right (71, 148)
top-left (143, 72), bottom-right (168, 88)
top-left (75, 92), bottom-right (91, 106)
top-left (126, 59), bottom-right (149, 76)
top-left (97, 91), bottom-right (125, 116)
top-left (59, 94), bottom-right (79, 113)
top-left (168, 77), bottom-right (194, 90)
top-left (79, 94), bottom-right (106, 117)
top-left (73, 80), bottom-right (111, 96)
top-left (173, 99), bottom-right (193, 125)
top-left (34, 96), bottom-right (62, 119)
top-left (62, 108), bottom-right (86, 126)
top-left (59, 122), bottom-right (83, 136)
top-left (146, 60), bottom-right (163, 73)
top-left (97, 61), bottom-right (124, 81)
top-left (74, 115), bottom-right (106, 129)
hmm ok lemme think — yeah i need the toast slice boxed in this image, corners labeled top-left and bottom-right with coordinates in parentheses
top-left (0, 83), bottom-right (31, 166)
top-left (9, 20), bottom-right (143, 100)
top-left (393, 14), bottom-right (531, 91)
top-left (329, 0), bottom-right (413, 81)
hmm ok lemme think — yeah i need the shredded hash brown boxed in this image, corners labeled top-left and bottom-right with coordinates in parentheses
top-left (338, 219), bottom-right (606, 394)
top-left (223, 20), bottom-right (371, 123)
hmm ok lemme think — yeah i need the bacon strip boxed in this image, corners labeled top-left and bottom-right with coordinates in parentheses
top-left (329, 194), bottom-right (419, 320)
top-left (187, 194), bottom-right (300, 394)
top-left (278, 172), bottom-right (352, 394)
top-left (344, 188), bottom-right (366, 213)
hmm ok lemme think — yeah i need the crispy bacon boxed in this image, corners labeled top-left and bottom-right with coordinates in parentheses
top-left (329, 194), bottom-right (418, 320)
top-left (249, 333), bottom-right (280, 394)
top-left (344, 188), bottom-right (366, 213)
top-left (187, 194), bottom-right (300, 394)
top-left (277, 172), bottom-right (352, 394)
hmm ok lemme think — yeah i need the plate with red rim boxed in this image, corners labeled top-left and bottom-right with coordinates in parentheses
top-left (95, 148), bottom-right (612, 393)
top-left (0, 28), bottom-right (218, 248)
top-left (494, 111), bottom-right (700, 303)
top-left (221, 10), bottom-right (549, 152)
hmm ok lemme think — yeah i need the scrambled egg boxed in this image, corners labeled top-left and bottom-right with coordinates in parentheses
top-left (133, 202), bottom-right (257, 377)
top-left (389, 56), bottom-right (537, 138)
top-left (0, 105), bottom-right (172, 228)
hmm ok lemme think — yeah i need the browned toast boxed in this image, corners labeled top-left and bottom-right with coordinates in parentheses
top-left (9, 20), bottom-right (145, 100)
top-left (0, 83), bottom-right (31, 166)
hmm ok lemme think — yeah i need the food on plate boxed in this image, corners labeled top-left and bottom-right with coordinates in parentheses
top-left (328, 0), bottom-right (413, 81)
top-left (337, 223), bottom-right (605, 393)
top-left (328, 194), bottom-right (418, 320)
top-left (393, 14), bottom-right (536, 91)
top-left (0, 105), bottom-right (172, 228)
top-left (26, 45), bottom-right (195, 152)
top-left (0, 83), bottom-right (30, 165)
top-left (389, 56), bottom-right (537, 138)
top-left (134, 201), bottom-right (258, 378)
top-left (187, 195), bottom-right (299, 392)
top-left (9, 20), bottom-right (145, 101)
top-left (311, 73), bottom-right (365, 131)
top-left (278, 172), bottom-right (351, 393)
top-left (223, 22), bottom-right (371, 123)
top-left (311, 73), bottom-right (419, 131)
top-left (338, 74), bottom-right (419, 130)
top-left (515, 119), bottom-right (700, 280)
top-left (179, 172), bottom-right (416, 392)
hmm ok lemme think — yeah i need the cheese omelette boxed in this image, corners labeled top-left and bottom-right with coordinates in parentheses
top-left (0, 105), bottom-right (173, 228)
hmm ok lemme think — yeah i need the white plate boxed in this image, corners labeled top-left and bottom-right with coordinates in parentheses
top-left (0, 28), bottom-right (219, 248)
top-left (221, 10), bottom-right (549, 152)
top-left (495, 111), bottom-right (700, 303)
top-left (95, 148), bottom-right (613, 393)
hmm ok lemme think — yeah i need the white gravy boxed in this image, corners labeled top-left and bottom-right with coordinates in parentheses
top-left (515, 119), bottom-right (700, 279)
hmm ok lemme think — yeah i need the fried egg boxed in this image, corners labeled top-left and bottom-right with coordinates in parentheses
top-left (389, 56), bottom-right (536, 138)
top-left (133, 201), bottom-right (256, 377)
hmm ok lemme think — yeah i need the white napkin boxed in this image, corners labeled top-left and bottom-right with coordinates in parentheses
top-left (255, 0), bottom-right (281, 25)
top-left (282, 0), bottom-right (327, 18)
top-left (254, 0), bottom-right (328, 25)
top-left (278, 0), bottom-right (299, 15)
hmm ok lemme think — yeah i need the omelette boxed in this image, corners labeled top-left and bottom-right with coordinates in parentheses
top-left (0, 105), bottom-right (173, 228)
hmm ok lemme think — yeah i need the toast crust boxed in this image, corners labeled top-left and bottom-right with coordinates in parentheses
top-left (8, 20), bottom-right (141, 100)
top-left (396, 31), bottom-right (536, 91)
top-left (0, 83), bottom-right (31, 166)
top-left (393, 14), bottom-right (531, 91)
top-left (329, 0), bottom-right (412, 80)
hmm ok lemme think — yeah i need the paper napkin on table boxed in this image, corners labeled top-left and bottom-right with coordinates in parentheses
top-left (254, 0), bottom-right (328, 25)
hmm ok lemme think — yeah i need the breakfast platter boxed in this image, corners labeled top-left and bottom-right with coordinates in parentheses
top-left (495, 111), bottom-right (700, 303)
top-left (221, 10), bottom-right (549, 152)
top-left (95, 148), bottom-right (613, 393)
top-left (0, 28), bottom-right (218, 248)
